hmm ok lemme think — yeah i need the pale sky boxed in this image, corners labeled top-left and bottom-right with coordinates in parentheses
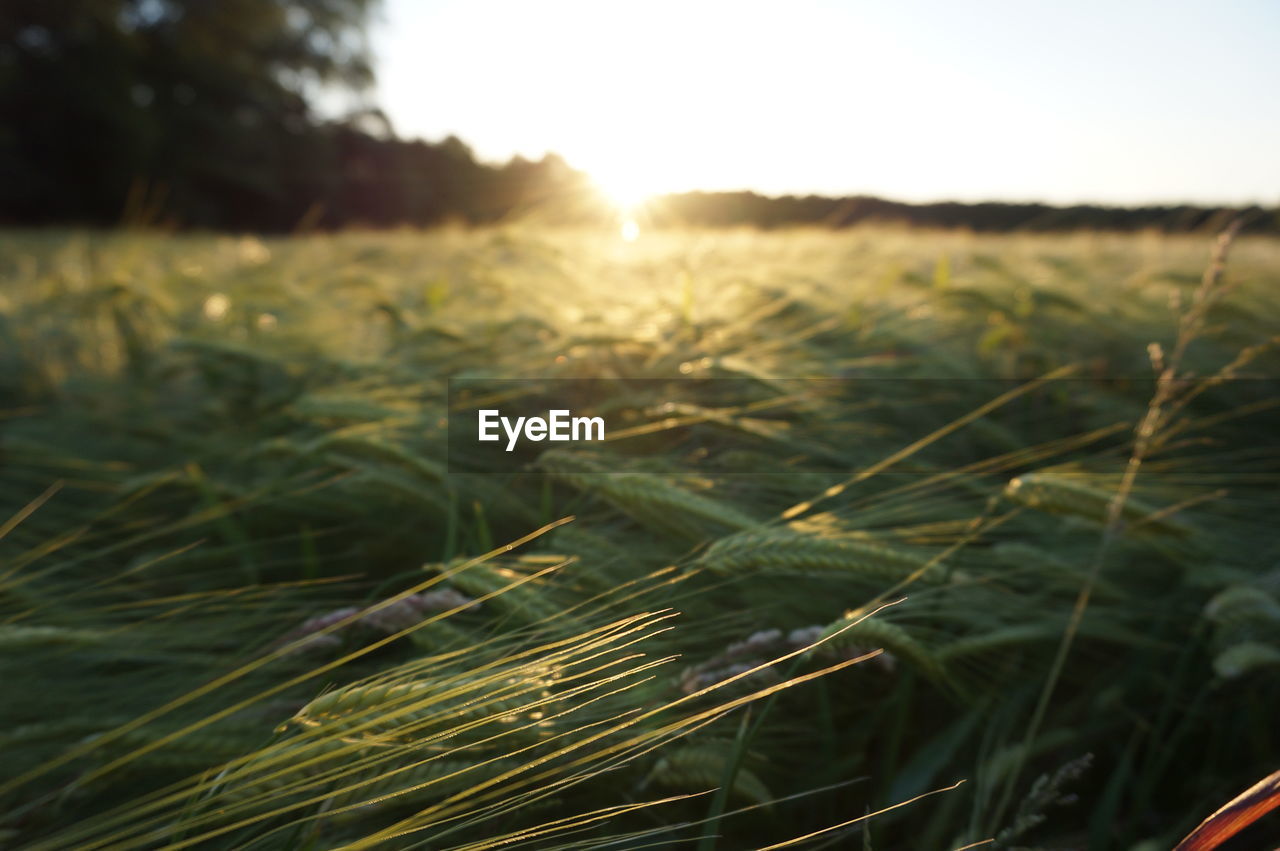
top-left (370, 0), bottom-right (1280, 205)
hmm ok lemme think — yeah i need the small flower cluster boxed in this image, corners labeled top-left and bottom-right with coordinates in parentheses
top-left (677, 625), bottom-right (895, 695)
top-left (272, 587), bottom-right (478, 654)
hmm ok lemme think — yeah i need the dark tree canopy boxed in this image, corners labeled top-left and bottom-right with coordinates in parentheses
top-left (0, 0), bottom-right (379, 227)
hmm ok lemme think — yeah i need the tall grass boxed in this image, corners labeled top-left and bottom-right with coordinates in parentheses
top-left (1, 225), bottom-right (1278, 848)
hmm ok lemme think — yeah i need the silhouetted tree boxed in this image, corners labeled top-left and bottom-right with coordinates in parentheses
top-left (0, 0), bottom-right (378, 228)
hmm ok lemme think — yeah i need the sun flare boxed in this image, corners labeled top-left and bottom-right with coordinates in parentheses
top-left (587, 161), bottom-right (658, 240)
top-left (591, 168), bottom-right (656, 213)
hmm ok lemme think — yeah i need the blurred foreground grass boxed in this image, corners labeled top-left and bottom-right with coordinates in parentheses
top-left (1, 226), bottom-right (1278, 849)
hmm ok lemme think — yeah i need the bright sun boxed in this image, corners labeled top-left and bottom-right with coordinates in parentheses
top-left (590, 167), bottom-right (655, 213)
top-left (587, 164), bottom-right (655, 241)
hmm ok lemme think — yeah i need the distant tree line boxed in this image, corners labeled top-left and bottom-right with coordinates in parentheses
top-left (647, 192), bottom-right (1279, 234)
top-left (2, 2), bottom-right (1275, 234)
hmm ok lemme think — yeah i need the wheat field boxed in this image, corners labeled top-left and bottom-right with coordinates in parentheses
top-left (1, 225), bottom-right (1278, 849)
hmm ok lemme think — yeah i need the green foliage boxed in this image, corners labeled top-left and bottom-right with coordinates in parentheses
top-left (1, 0), bottom-right (380, 227)
top-left (1, 226), bottom-right (1278, 849)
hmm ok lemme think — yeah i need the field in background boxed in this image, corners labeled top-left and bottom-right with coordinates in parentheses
top-left (2, 226), bottom-right (1279, 850)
